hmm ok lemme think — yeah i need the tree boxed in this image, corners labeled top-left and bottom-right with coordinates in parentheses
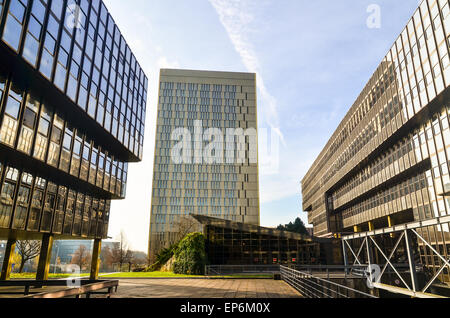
top-left (173, 232), bottom-right (207, 275)
top-left (173, 216), bottom-right (200, 242)
top-left (16, 241), bottom-right (41, 273)
top-left (111, 231), bottom-right (133, 271)
top-left (277, 217), bottom-right (309, 236)
top-left (100, 246), bottom-right (114, 272)
top-left (11, 252), bottom-right (22, 273)
top-left (71, 244), bottom-right (91, 272)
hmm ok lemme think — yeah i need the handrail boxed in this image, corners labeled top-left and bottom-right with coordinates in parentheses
top-left (280, 266), bottom-right (377, 298)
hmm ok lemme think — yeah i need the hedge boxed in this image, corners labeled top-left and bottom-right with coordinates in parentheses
top-left (173, 232), bottom-right (207, 275)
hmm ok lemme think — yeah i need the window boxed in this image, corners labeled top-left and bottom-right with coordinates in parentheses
top-left (22, 0), bottom-right (47, 66)
top-left (17, 96), bottom-right (39, 154)
top-left (0, 88), bottom-right (23, 147)
top-left (13, 181), bottom-right (31, 230)
top-left (33, 104), bottom-right (52, 161)
top-left (28, 182), bottom-right (45, 231)
top-left (47, 114), bottom-right (63, 167)
top-left (0, 179), bottom-right (16, 228)
top-left (39, 13), bottom-right (60, 79)
top-left (2, 0), bottom-right (29, 51)
top-left (63, 190), bottom-right (75, 234)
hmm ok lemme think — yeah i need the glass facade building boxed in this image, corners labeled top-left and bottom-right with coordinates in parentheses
top-left (193, 215), bottom-right (339, 266)
top-left (149, 69), bottom-right (260, 261)
top-left (302, 0), bottom-right (450, 282)
top-left (0, 0), bottom-right (147, 241)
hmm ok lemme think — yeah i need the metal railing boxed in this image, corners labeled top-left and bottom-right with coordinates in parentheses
top-left (280, 266), bottom-right (378, 298)
top-left (206, 265), bottom-right (280, 276)
top-left (293, 264), bottom-right (410, 280)
top-left (0, 280), bottom-right (119, 298)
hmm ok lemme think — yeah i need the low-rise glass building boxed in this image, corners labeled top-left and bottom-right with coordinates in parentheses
top-left (192, 215), bottom-right (341, 266)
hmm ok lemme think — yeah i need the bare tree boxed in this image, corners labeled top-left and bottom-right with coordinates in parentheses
top-left (111, 231), bottom-right (133, 271)
top-left (100, 246), bottom-right (114, 272)
top-left (16, 241), bottom-right (41, 273)
top-left (172, 216), bottom-right (200, 242)
top-left (71, 244), bottom-right (91, 272)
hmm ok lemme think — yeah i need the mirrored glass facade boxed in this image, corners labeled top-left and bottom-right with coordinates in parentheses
top-left (0, 0), bottom-right (147, 240)
top-left (193, 215), bottom-right (338, 266)
top-left (302, 0), bottom-right (450, 282)
top-left (0, 0), bottom-right (147, 160)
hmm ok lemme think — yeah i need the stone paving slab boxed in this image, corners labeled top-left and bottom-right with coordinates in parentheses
top-left (109, 279), bottom-right (302, 298)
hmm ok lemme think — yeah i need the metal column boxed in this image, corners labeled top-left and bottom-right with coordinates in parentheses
top-left (404, 230), bottom-right (419, 293)
top-left (36, 234), bottom-right (54, 281)
top-left (90, 239), bottom-right (102, 280)
top-left (0, 238), bottom-right (16, 281)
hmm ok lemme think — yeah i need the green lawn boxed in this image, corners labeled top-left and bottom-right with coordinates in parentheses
top-left (11, 273), bottom-right (90, 279)
top-left (10, 272), bottom-right (273, 279)
top-left (99, 271), bottom-right (203, 278)
top-left (99, 272), bottom-right (273, 279)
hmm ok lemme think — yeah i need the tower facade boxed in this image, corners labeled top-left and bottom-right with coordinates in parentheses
top-left (149, 69), bottom-right (260, 261)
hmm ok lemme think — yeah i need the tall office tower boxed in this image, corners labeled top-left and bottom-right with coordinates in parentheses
top-left (302, 0), bottom-right (450, 283)
top-left (0, 0), bottom-right (147, 280)
top-left (149, 69), bottom-right (260, 261)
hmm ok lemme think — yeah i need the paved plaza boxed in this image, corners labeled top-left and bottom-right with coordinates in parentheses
top-left (110, 279), bottom-right (302, 298)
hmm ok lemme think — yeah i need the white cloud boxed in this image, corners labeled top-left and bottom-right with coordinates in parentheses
top-left (157, 56), bottom-right (181, 69)
top-left (209, 0), bottom-right (285, 145)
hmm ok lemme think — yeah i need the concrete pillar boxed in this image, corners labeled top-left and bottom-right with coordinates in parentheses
top-left (36, 234), bottom-right (54, 281)
top-left (90, 239), bottom-right (102, 280)
top-left (0, 239), bottom-right (17, 281)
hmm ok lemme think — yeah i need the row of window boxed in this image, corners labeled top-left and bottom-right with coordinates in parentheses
top-left (0, 162), bottom-right (111, 238)
top-left (161, 89), bottom-right (237, 99)
top-left (303, 0), bottom-right (450, 195)
top-left (154, 180), bottom-right (240, 190)
top-left (158, 109), bottom-right (239, 119)
top-left (0, 0), bottom-right (147, 158)
top-left (159, 96), bottom-right (240, 107)
top-left (152, 188), bottom-right (237, 198)
top-left (161, 82), bottom-right (238, 93)
top-left (333, 108), bottom-right (450, 207)
top-left (155, 164), bottom-right (239, 174)
top-left (154, 172), bottom-right (240, 182)
top-left (305, 0), bottom-right (450, 235)
top-left (0, 77), bottom-right (128, 198)
top-left (337, 106), bottom-right (450, 223)
top-left (154, 197), bottom-right (240, 207)
top-left (159, 104), bottom-right (240, 113)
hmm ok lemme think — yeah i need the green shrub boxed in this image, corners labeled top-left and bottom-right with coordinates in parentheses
top-left (146, 243), bottom-right (179, 272)
top-left (173, 232), bottom-right (207, 275)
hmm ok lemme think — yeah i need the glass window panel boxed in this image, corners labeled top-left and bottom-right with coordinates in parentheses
top-left (13, 185), bottom-right (30, 230)
top-left (0, 181), bottom-right (16, 228)
top-left (27, 188), bottom-right (43, 231)
top-left (2, 0), bottom-right (26, 51)
top-left (41, 192), bottom-right (55, 231)
top-left (22, 33), bottom-right (40, 66)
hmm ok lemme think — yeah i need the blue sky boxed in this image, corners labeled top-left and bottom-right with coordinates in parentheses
top-left (103, 0), bottom-right (420, 252)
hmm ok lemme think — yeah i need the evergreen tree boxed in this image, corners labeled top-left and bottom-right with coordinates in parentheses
top-left (277, 217), bottom-right (309, 235)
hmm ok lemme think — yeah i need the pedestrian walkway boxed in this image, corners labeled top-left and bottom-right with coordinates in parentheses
top-left (110, 279), bottom-right (302, 298)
